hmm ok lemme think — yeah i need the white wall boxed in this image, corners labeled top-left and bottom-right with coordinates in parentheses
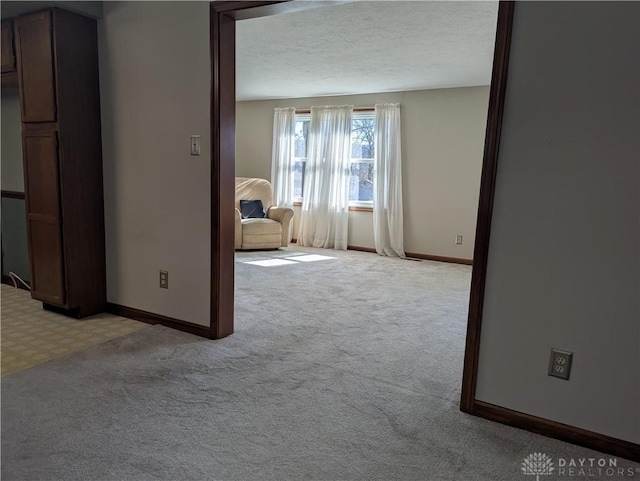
top-left (476, 1), bottom-right (639, 443)
top-left (1, 89), bottom-right (24, 192)
top-left (237, 87), bottom-right (489, 259)
top-left (98, 1), bottom-right (210, 326)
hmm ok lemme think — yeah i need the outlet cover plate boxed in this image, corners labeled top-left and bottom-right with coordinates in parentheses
top-left (548, 348), bottom-right (572, 380)
top-left (159, 270), bottom-right (168, 289)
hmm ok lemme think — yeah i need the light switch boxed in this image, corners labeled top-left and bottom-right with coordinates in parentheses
top-left (190, 135), bottom-right (201, 156)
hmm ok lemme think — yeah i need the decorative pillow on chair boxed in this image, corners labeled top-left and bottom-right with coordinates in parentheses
top-left (240, 199), bottom-right (266, 219)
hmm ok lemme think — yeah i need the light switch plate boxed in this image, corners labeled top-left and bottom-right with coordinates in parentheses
top-left (190, 135), bottom-right (201, 156)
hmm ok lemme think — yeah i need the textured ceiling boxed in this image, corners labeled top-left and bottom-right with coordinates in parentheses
top-left (236, 1), bottom-right (499, 101)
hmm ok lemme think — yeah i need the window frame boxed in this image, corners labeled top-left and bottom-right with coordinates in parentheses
top-left (349, 110), bottom-right (375, 208)
top-left (293, 109), bottom-right (375, 209)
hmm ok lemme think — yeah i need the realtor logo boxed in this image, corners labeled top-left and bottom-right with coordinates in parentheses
top-left (522, 453), bottom-right (555, 481)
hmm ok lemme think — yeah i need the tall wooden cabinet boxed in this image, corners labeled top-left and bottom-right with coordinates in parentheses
top-left (14, 8), bottom-right (106, 317)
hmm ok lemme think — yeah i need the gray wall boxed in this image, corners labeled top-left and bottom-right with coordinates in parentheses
top-left (476, 1), bottom-right (639, 443)
top-left (98, 1), bottom-right (211, 326)
top-left (1, 198), bottom-right (29, 280)
top-left (1, 89), bottom-right (24, 192)
top-left (1, 89), bottom-right (29, 281)
top-left (237, 87), bottom-right (490, 259)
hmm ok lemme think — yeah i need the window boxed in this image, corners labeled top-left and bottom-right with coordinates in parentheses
top-left (293, 113), bottom-right (309, 199)
top-left (293, 111), bottom-right (375, 205)
top-left (349, 112), bottom-right (375, 204)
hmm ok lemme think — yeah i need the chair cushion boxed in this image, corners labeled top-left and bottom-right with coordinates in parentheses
top-left (240, 199), bottom-right (265, 219)
top-left (241, 218), bottom-right (282, 248)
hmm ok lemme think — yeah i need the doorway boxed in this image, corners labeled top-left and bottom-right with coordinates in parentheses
top-left (209, 0), bottom-right (514, 415)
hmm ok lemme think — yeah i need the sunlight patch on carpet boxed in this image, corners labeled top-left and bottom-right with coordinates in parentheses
top-left (243, 258), bottom-right (299, 267)
top-left (239, 254), bottom-right (336, 267)
top-left (285, 254), bottom-right (335, 263)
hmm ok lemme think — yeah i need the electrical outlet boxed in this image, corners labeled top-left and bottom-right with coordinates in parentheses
top-left (548, 348), bottom-right (572, 380)
top-left (455, 234), bottom-right (463, 245)
top-left (159, 270), bottom-right (168, 289)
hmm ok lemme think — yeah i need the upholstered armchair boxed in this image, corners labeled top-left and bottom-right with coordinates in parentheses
top-left (235, 177), bottom-right (294, 250)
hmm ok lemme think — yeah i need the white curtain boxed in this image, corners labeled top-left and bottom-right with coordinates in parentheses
top-left (298, 105), bottom-right (353, 250)
top-left (271, 107), bottom-right (296, 207)
top-left (373, 103), bottom-right (405, 258)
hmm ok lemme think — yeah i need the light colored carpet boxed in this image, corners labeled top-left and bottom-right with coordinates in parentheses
top-left (0, 284), bottom-right (146, 375)
top-left (2, 247), bottom-right (638, 480)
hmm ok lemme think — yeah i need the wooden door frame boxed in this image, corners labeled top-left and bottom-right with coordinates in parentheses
top-left (209, 0), bottom-right (513, 389)
top-left (459, 0), bottom-right (514, 413)
top-left (209, 0), bottom-right (338, 339)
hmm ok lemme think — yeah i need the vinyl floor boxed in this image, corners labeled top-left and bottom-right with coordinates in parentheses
top-left (1, 284), bottom-right (146, 376)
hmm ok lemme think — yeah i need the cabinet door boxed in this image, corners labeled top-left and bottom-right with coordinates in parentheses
top-left (23, 130), bottom-right (66, 305)
top-left (1, 21), bottom-right (15, 73)
top-left (14, 11), bottom-right (56, 122)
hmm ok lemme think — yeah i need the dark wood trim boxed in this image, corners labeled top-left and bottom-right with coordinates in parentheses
top-left (1, 274), bottom-right (30, 291)
top-left (471, 401), bottom-right (640, 462)
top-left (211, 1), bottom-right (290, 16)
top-left (211, 2), bottom-right (247, 339)
top-left (106, 303), bottom-right (212, 339)
top-left (460, 0), bottom-right (515, 413)
top-left (292, 201), bottom-right (302, 207)
top-left (346, 244), bottom-right (376, 254)
top-left (26, 213), bottom-right (58, 224)
top-left (22, 122), bottom-right (58, 132)
top-left (405, 252), bottom-right (473, 266)
top-left (212, 1), bottom-right (282, 10)
top-left (218, 1), bottom-right (350, 20)
top-left (1, 190), bottom-right (25, 199)
top-left (346, 246), bottom-right (473, 265)
top-left (290, 242), bottom-right (376, 254)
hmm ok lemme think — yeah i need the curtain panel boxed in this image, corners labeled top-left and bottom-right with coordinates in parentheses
top-left (373, 103), bottom-right (405, 258)
top-left (271, 107), bottom-right (296, 207)
top-left (298, 105), bottom-right (353, 250)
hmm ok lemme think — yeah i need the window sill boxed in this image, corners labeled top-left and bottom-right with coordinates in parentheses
top-left (292, 201), bottom-right (372, 213)
top-left (349, 205), bottom-right (373, 212)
